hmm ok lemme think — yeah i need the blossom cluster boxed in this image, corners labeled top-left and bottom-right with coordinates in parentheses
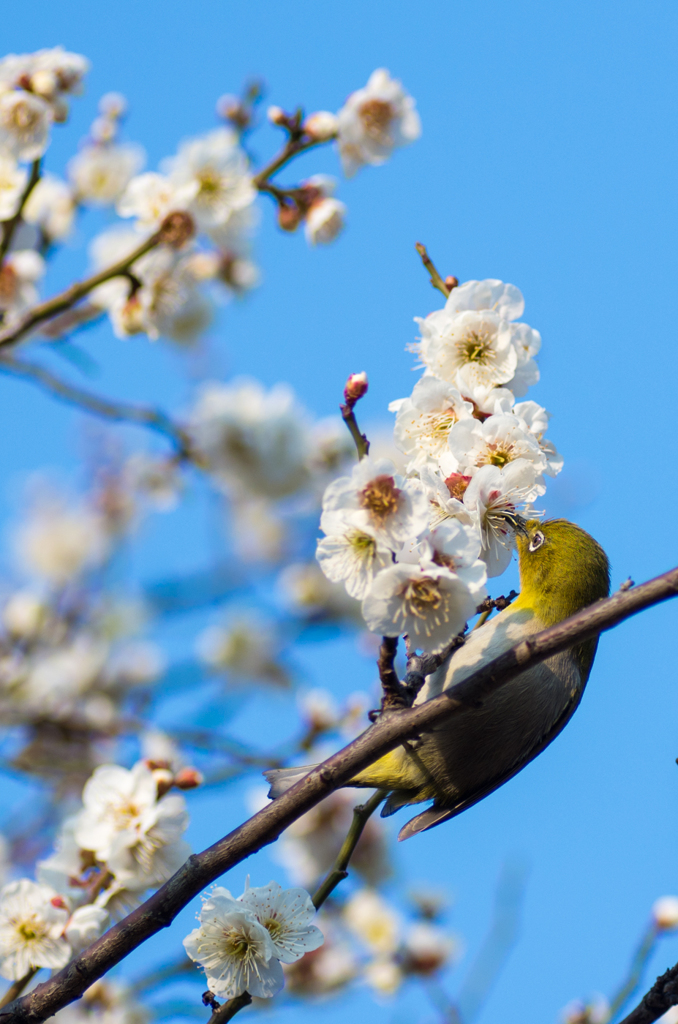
top-left (316, 278), bottom-right (562, 652)
top-left (0, 757), bottom-right (194, 980)
top-left (183, 880), bottom-right (323, 999)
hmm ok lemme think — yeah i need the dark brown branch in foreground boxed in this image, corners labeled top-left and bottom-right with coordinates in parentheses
top-left (4, 565), bottom-right (678, 1024)
top-left (617, 962), bottom-right (678, 1024)
top-left (0, 354), bottom-right (192, 458)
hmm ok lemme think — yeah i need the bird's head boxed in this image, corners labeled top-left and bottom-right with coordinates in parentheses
top-left (509, 517), bottom-right (610, 626)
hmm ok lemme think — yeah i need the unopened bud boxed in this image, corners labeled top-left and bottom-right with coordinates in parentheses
top-left (174, 767), bottom-right (204, 790)
top-left (445, 276), bottom-right (459, 291)
top-left (305, 197), bottom-right (346, 246)
top-left (158, 210), bottom-right (195, 249)
top-left (277, 202), bottom-right (302, 233)
top-left (653, 896), bottom-right (678, 930)
top-left (153, 768), bottom-right (175, 798)
top-left (51, 896), bottom-right (68, 910)
top-left (344, 372), bottom-right (368, 405)
top-left (303, 111), bottom-right (339, 141)
top-left (267, 105), bottom-right (287, 127)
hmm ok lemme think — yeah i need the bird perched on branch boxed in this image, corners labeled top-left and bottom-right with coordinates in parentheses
top-left (265, 518), bottom-right (610, 840)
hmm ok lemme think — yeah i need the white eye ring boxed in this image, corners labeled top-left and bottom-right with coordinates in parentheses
top-left (528, 531), bottom-right (545, 552)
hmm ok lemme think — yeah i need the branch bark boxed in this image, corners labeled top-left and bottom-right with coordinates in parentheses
top-left (617, 962), bottom-right (678, 1024)
top-left (3, 565), bottom-right (678, 1024)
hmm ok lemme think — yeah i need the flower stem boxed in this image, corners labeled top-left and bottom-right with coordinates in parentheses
top-left (312, 788), bottom-right (388, 909)
top-left (608, 923), bottom-right (658, 1021)
top-left (0, 158), bottom-right (41, 268)
top-left (415, 242), bottom-right (451, 298)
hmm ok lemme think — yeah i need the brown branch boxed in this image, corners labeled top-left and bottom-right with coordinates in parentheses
top-left (0, 355), bottom-right (192, 458)
top-left (376, 636), bottom-right (405, 711)
top-left (0, 160), bottom-right (41, 268)
top-left (617, 961), bottom-right (678, 1024)
top-left (0, 972), bottom-right (38, 1011)
top-left (0, 228), bottom-right (163, 351)
top-left (3, 564), bottom-right (678, 1024)
top-left (252, 127), bottom-right (332, 191)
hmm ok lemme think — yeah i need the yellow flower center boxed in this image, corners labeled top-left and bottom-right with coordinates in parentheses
top-left (457, 330), bottom-right (493, 364)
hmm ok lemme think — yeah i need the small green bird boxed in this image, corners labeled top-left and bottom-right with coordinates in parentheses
top-left (266, 518), bottom-right (610, 840)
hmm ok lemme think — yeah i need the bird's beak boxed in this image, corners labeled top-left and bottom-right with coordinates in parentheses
top-left (496, 510), bottom-right (529, 536)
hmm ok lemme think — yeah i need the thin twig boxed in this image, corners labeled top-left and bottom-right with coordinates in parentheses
top-left (376, 636), bottom-right (406, 711)
top-left (0, 971), bottom-right (37, 1011)
top-left (0, 160), bottom-right (41, 268)
top-left (312, 788), bottom-right (387, 908)
top-left (415, 242), bottom-right (451, 298)
top-left (203, 790), bottom-right (386, 1024)
top-left (340, 403), bottom-right (369, 459)
top-left (252, 133), bottom-right (333, 190)
top-left (0, 355), bottom-right (192, 458)
top-left (4, 563), bottom-right (678, 1023)
top-left (608, 924), bottom-right (659, 1021)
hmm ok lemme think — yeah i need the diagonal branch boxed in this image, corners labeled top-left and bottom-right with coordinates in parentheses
top-left (0, 355), bottom-right (192, 458)
top-left (0, 159), bottom-right (42, 268)
top-left (617, 961), bottom-right (678, 1024)
top-left (3, 564), bottom-right (678, 1024)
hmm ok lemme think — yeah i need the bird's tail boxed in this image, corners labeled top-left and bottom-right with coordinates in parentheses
top-left (264, 764), bottom-right (319, 799)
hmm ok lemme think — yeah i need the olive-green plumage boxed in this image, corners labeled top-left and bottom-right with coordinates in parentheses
top-left (265, 519), bottom-right (610, 840)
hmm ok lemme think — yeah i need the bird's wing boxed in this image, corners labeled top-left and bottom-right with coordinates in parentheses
top-left (397, 683), bottom-right (585, 841)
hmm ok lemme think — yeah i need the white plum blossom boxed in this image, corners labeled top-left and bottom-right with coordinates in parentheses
top-left (507, 321), bottom-right (541, 395)
top-left (416, 307), bottom-right (517, 395)
top-left (303, 111), bottom-right (339, 141)
top-left (419, 464), bottom-right (473, 528)
top-left (0, 91), bottom-right (52, 161)
top-left (447, 413), bottom-right (547, 483)
top-left (337, 69), bottom-right (421, 177)
top-left (164, 128), bottom-right (256, 233)
top-left (316, 520), bottom-right (392, 600)
top-left (362, 558), bottom-right (484, 653)
top-left (23, 173), bottom-right (76, 241)
top-left (239, 880), bottom-right (324, 963)
top-left (427, 519), bottom-right (488, 596)
top-left (320, 456), bottom-right (429, 551)
top-left (390, 376), bottom-right (473, 470)
top-left (2, 590), bottom-right (46, 638)
top-left (189, 378), bottom-right (310, 498)
top-left (0, 155), bottom-right (26, 219)
top-left (0, 48), bottom-right (88, 103)
top-left (68, 142), bottom-right (145, 206)
top-left (64, 905), bottom-right (109, 954)
top-left (445, 279), bottom-right (525, 321)
top-left (117, 171), bottom-right (192, 230)
top-left (0, 879), bottom-right (71, 979)
top-left (463, 462), bottom-right (537, 576)
top-left (183, 886), bottom-right (283, 999)
top-left (305, 196), bottom-right (346, 245)
top-left (0, 249), bottom-right (44, 326)
top-left (514, 400), bottom-right (563, 476)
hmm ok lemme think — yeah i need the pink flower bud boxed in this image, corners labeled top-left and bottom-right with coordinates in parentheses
top-left (174, 767), bottom-right (204, 790)
top-left (344, 372), bottom-right (368, 405)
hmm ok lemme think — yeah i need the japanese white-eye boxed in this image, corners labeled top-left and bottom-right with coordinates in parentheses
top-left (266, 518), bottom-right (610, 840)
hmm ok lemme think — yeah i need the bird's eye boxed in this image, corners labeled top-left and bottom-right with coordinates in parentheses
top-left (528, 530), bottom-right (545, 552)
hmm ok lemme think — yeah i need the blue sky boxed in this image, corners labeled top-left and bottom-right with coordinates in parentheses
top-left (2, 2), bottom-right (678, 1022)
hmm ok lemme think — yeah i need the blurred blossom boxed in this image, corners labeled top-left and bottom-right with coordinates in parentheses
top-left (2, 589), bottom-right (47, 638)
top-left (198, 614), bottom-right (289, 687)
top-left (231, 498), bottom-right (286, 563)
top-left (305, 196), bottom-right (346, 246)
top-left (0, 248), bottom-right (45, 327)
top-left (68, 142), bottom-right (145, 206)
top-left (23, 173), bottom-right (76, 242)
top-left (561, 996), bottom-right (610, 1024)
top-left (278, 561), bottom-right (362, 622)
top-left (275, 792), bottom-right (390, 888)
top-left (401, 921), bottom-right (457, 975)
top-left (298, 688), bottom-right (340, 734)
top-left (162, 127), bottom-right (256, 234)
top-left (0, 154), bottom-right (27, 219)
top-left (284, 921), bottom-right (358, 995)
top-left (103, 641), bottom-right (164, 687)
top-left (0, 91), bottom-right (52, 162)
top-left (344, 889), bottom-right (401, 955)
top-left (652, 896), bottom-right (678, 930)
top-left (51, 980), bottom-right (149, 1024)
top-left (124, 453), bottom-right (182, 512)
top-left (337, 68), bottom-right (421, 177)
top-left (188, 378), bottom-right (310, 499)
top-left (15, 490), bottom-right (109, 584)
top-left (364, 956), bottom-right (403, 996)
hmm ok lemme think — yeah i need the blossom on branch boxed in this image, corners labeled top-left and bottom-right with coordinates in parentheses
top-left (337, 69), bottom-right (421, 177)
top-left (0, 879), bottom-right (71, 979)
